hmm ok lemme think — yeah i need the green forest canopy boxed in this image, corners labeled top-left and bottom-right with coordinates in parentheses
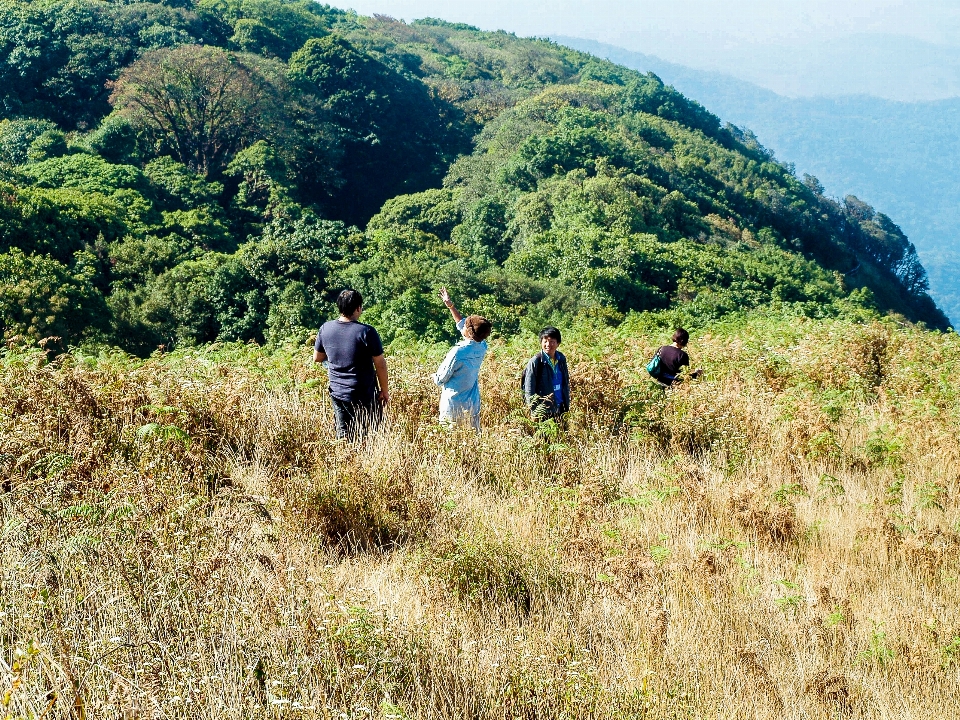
top-left (0, 0), bottom-right (947, 354)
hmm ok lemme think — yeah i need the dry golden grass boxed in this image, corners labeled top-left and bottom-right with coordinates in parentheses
top-left (2, 316), bottom-right (960, 718)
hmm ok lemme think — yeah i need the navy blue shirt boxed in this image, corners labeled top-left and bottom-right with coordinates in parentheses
top-left (658, 345), bottom-right (689, 381)
top-left (315, 320), bottom-right (384, 402)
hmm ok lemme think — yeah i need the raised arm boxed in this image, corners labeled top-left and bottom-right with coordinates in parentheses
top-left (439, 287), bottom-right (463, 325)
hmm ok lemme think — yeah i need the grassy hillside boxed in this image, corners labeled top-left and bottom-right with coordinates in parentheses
top-left (3, 314), bottom-right (960, 717)
top-left (0, 1), bottom-right (948, 356)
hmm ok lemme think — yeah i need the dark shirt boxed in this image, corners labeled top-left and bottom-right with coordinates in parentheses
top-left (658, 345), bottom-right (689, 382)
top-left (315, 320), bottom-right (384, 402)
top-left (523, 351), bottom-right (570, 418)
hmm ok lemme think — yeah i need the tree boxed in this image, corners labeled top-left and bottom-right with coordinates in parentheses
top-left (80, 115), bottom-right (142, 165)
top-left (143, 156), bottom-right (223, 211)
top-left (0, 119), bottom-right (58, 165)
top-left (196, 0), bottom-right (334, 60)
top-left (137, 256), bottom-right (223, 347)
top-left (21, 154), bottom-right (146, 195)
top-left (0, 183), bottom-right (132, 263)
top-left (0, 0), bottom-right (126, 127)
top-left (110, 45), bottom-right (289, 177)
top-left (0, 248), bottom-right (107, 345)
top-left (288, 35), bottom-right (467, 225)
top-left (367, 188), bottom-right (462, 241)
top-left (224, 140), bottom-right (295, 224)
top-left (206, 212), bottom-right (352, 343)
top-left (0, 1), bottom-right (206, 129)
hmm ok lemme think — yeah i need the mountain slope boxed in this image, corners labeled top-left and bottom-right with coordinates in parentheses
top-left (0, 3), bottom-right (948, 354)
top-left (356, 79), bottom-right (945, 341)
top-left (556, 37), bottom-right (960, 325)
top-left (5, 312), bottom-right (960, 717)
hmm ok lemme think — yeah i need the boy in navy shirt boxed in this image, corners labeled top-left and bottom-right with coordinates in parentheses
top-left (314, 290), bottom-right (389, 440)
top-left (653, 328), bottom-right (702, 385)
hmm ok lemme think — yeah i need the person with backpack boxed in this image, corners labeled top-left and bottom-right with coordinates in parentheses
top-left (523, 327), bottom-right (570, 421)
top-left (313, 289), bottom-right (389, 441)
top-left (433, 287), bottom-right (492, 430)
top-left (647, 328), bottom-right (702, 386)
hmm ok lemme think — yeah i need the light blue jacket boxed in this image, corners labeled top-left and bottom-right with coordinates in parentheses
top-left (433, 318), bottom-right (488, 428)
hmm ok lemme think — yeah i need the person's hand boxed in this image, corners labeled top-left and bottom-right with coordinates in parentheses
top-left (378, 388), bottom-right (390, 405)
top-left (439, 287), bottom-right (453, 307)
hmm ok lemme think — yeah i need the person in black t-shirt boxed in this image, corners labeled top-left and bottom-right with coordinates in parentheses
top-left (654, 328), bottom-right (702, 386)
top-left (313, 289), bottom-right (389, 441)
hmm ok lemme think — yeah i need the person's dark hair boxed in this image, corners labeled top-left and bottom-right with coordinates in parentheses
top-left (464, 315), bottom-right (492, 342)
top-left (336, 289), bottom-right (363, 317)
top-left (539, 326), bottom-right (562, 344)
top-left (672, 328), bottom-right (690, 346)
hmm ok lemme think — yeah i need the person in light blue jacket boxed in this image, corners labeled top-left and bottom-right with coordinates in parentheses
top-left (433, 287), bottom-right (492, 430)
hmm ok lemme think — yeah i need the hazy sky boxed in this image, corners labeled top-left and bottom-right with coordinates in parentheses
top-left (330, 0), bottom-right (960, 100)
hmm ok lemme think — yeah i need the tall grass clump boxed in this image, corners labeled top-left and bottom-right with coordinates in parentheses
top-left (1, 312), bottom-right (960, 718)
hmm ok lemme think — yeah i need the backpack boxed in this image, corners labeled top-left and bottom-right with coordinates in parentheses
top-left (645, 347), bottom-right (662, 378)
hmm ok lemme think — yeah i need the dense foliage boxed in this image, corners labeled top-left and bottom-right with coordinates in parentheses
top-left (0, 0), bottom-right (947, 353)
top-left (562, 37), bottom-right (960, 326)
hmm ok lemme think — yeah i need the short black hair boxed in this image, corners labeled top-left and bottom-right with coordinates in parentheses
top-left (539, 326), bottom-right (562, 344)
top-left (337, 289), bottom-right (363, 317)
top-left (672, 328), bottom-right (689, 346)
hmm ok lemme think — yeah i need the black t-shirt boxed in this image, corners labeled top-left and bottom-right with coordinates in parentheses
top-left (315, 320), bottom-right (384, 402)
top-left (658, 345), bottom-right (689, 379)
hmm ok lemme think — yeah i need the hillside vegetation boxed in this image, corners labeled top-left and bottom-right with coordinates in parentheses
top-left (3, 314), bottom-right (960, 717)
top-left (559, 36), bottom-right (960, 326)
top-left (2, 3), bottom-right (959, 718)
top-left (0, 0), bottom-right (948, 355)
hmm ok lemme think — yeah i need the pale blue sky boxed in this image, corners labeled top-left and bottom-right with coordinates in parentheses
top-left (330, 0), bottom-right (960, 100)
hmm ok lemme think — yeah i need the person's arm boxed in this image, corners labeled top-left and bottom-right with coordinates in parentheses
top-left (313, 329), bottom-right (327, 363)
top-left (523, 357), bottom-right (537, 406)
top-left (372, 354), bottom-right (389, 404)
top-left (680, 351), bottom-right (702, 379)
top-left (439, 287), bottom-right (464, 326)
top-left (524, 357), bottom-right (550, 420)
top-left (434, 346), bottom-right (462, 386)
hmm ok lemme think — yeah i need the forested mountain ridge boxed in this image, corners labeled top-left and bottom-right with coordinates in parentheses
top-left (0, 0), bottom-right (947, 354)
top-left (556, 36), bottom-right (960, 327)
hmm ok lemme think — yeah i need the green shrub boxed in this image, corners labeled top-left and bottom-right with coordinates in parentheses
top-left (0, 249), bottom-right (107, 346)
top-left (423, 529), bottom-right (558, 611)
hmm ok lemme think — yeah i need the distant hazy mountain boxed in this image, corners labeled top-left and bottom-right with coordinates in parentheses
top-left (557, 37), bottom-right (960, 325)
top-left (583, 32), bottom-right (960, 102)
